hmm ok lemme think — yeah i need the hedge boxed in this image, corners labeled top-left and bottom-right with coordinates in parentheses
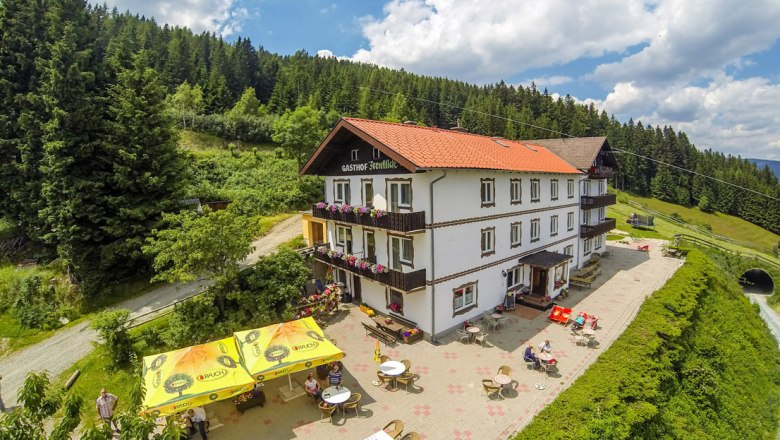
top-left (515, 250), bottom-right (780, 440)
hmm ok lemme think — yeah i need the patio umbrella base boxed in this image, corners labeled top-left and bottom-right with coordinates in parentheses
top-left (278, 380), bottom-right (306, 402)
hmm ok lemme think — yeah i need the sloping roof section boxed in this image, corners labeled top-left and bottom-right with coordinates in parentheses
top-left (300, 118), bottom-right (582, 175)
top-left (524, 137), bottom-right (617, 171)
top-left (517, 250), bottom-right (573, 268)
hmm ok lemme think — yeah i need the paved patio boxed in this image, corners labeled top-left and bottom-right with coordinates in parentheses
top-left (204, 240), bottom-right (683, 440)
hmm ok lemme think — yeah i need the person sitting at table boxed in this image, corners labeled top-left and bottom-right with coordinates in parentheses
top-left (304, 373), bottom-right (323, 401)
top-left (327, 363), bottom-right (343, 387)
top-left (572, 313), bottom-right (586, 330)
top-left (538, 339), bottom-right (552, 353)
top-left (523, 344), bottom-right (541, 369)
top-left (187, 406), bottom-right (208, 439)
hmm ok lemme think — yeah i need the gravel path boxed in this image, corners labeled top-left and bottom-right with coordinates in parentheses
top-left (0, 214), bottom-right (302, 407)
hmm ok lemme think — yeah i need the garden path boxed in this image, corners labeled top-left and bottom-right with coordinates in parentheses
top-left (0, 214), bottom-right (302, 408)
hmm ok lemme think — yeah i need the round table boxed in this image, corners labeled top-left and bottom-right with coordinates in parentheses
top-left (583, 328), bottom-right (596, 336)
top-left (491, 313), bottom-right (503, 319)
top-left (379, 361), bottom-right (406, 390)
top-left (466, 326), bottom-right (480, 342)
top-left (322, 386), bottom-right (351, 405)
top-left (538, 352), bottom-right (553, 362)
top-left (494, 373), bottom-right (511, 397)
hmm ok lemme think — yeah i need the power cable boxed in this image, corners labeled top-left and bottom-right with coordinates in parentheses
top-left (359, 86), bottom-right (780, 202)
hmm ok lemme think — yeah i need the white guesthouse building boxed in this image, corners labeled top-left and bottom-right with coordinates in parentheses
top-left (300, 118), bottom-right (618, 340)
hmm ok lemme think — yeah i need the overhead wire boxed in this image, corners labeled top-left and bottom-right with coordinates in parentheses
top-left (359, 86), bottom-right (780, 202)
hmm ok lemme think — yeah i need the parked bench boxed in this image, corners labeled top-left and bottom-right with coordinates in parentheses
top-left (362, 322), bottom-right (397, 346)
top-left (389, 314), bottom-right (423, 343)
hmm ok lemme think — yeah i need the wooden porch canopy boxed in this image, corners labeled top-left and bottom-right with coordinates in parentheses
top-left (518, 251), bottom-right (573, 268)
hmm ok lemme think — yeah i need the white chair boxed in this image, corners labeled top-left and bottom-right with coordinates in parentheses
top-left (487, 319), bottom-right (500, 333)
top-left (455, 328), bottom-right (470, 344)
top-left (475, 331), bottom-right (489, 346)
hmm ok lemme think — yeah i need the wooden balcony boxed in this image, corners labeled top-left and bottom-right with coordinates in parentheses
top-left (312, 205), bottom-right (426, 233)
top-left (313, 250), bottom-right (426, 292)
top-left (580, 218), bottom-right (617, 239)
top-left (588, 166), bottom-right (616, 179)
top-left (581, 193), bottom-right (617, 210)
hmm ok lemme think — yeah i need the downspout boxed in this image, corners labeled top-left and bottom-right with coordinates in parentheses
top-left (429, 170), bottom-right (447, 344)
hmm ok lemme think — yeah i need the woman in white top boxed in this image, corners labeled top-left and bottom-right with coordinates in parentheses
top-left (304, 373), bottom-right (322, 401)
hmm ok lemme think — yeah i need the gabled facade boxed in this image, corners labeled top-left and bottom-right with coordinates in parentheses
top-left (300, 118), bottom-right (617, 340)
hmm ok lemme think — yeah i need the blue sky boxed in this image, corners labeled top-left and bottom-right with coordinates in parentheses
top-left (103, 0), bottom-right (780, 160)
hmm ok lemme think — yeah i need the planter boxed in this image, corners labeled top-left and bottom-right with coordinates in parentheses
top-left (403, 332), bottom-right (423, 344)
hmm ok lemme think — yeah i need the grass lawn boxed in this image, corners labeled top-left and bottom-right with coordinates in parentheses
top-left (617, 191), bottom-right (780, 253)
top-left (178, 130), bottom-right (277, 154)
top-left (0, 312), bottom-right (88, 355)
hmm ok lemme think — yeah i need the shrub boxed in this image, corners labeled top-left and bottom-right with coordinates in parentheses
top-left (163, 293), bottom-right (220, 347)
top-left (91, 310), bottom-right (134, 367)
top-left (13, 275), bottom-right (61, 330)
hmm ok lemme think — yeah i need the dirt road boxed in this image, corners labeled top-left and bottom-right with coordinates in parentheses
top-left (0, 214), bottom-right (302, 407)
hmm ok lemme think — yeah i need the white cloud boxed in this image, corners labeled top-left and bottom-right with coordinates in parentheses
top-left (521, 75), bottom-right (573, 88)
top-left (587, 75), bottom-right (780, 160)
top-left (317, 49), bottom-right (336, 58)
top-left (351, 0), bottom-right (657, 83)
top-left (98, 0), bottom-right (247, 36)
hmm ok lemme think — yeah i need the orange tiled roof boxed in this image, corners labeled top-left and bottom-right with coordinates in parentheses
top-left (343, 118), bottom-right (581, 174)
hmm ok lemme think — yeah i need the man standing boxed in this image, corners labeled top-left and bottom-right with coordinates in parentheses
top-left (187, 406), bottom-right (208, 439)
top-left (0, 374), bottom-right (6, 413)
top-left (96, 388), bottom-right (119, 433)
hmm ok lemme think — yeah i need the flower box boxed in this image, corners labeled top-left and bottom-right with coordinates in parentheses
top-left (402, 331), bottom-right (423, 344)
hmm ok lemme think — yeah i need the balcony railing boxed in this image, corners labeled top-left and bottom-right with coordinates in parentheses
top-left (313, 249), bottom-right (426, 292)
top-left (580, 218), bottom-right (617, 239)
top-left (312, 205), bottom-right (426, 233)
top-left (581, 193), bottom-right (617, 210)
top-left (588, 166), bottom-right (616, 179)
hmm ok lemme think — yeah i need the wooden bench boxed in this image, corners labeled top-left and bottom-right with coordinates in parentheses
top-left (389, 314), bottom-right (423, 343)
top-left (362, 322), bottom-right (397, 346)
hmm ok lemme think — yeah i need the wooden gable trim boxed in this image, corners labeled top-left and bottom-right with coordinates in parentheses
top-left (299, 119), bottom-right (419, 176)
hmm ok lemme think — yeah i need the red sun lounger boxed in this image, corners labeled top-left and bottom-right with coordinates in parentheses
top-left (547, 305), bottom-right (572, 325)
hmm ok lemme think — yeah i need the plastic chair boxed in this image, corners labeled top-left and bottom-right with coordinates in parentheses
top-left (401, 359), bottom-right (411, 371)
top-left (482, 379), bottom-right (501, 400)
top-left (380, 355), bottom-right (391, 364)
top-left (455, 328), bottom-right (470, 343)
top-left (383, 419), bottom-right (405, 439)
top-left (475, 331), bottom-right (489, 346)
top-left (318, 402), bottom-right (336, 422)
top-left (498, 365), bottom-right (512, 376)
top-left (487, 318), bottom-right (500, 332)
top-left (342, 392), bottom-right (362, 418)
top-left (377, 371), bottom-right (394, 386)
top-left (401, 432), bottom-right (421, 440)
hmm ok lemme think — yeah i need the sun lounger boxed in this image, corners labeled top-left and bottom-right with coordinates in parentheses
top-left (547, 305), bottom-right (572, 325)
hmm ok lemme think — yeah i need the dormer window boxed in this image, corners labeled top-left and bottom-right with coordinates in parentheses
top-left (351, 149), bottom-right (359, 161)
top-left (373, 147), bottom-right (381, 159)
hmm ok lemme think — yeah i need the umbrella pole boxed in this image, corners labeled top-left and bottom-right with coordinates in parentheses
top-left (288, 373), bottom-right (293, 391)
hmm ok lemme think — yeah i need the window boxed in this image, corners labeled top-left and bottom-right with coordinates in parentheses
top-left (583, 180), bottom-right (590, 196)
top-left (388, 180), bottom-right (411, 211)
top-left (550, 215), bottom-right (558, 236)
top-left (554, 264), bottom-right (566, 283)
top-left (530, 179), bottom-right (540, 202)
top-left (481, 227), bottom-right (495, 256)
top-left (506, 266), bottom-right (523, 289)
top-left (351, 149), bottom-right (359, 161)
top-left (362, 179), bottom-right (374, 207)
top-left (567, 179), bottom-right (574, 198)
top-left (599, 207), bottom-right (606, 221)
top-left (595, 235), bottom-right (603, 250)
top-left (582, 209), bottom-right (590, 225)
top-left (530, 219), bottom-right (540, 242)
top-left (510, 222), bottom-right (522, 248)
top-left (453, 283), bottom-right (476, 313)
top-left (584, 238), bottom-right (592, 255)
top-left (334, 180), bottom-right (350, 204)
top-left (551, 179), bottom-right (558, 201)
top-left (480, 178), bottom-right (495, 207)
top-left (373, 147), bottom-right (381, 159)
top-left (388, 289), bottom-right (404, 315)
top-left (336, 225), bottom-right (352, 253)
top-left (599, 180), bottom-right (606, 194)
top-left (564, 245), bottom-right (574, 256)
top-left (364, 230), bottom-right (376, 259)
top-left (390, 235), bottom-right (413, 269)
top-left (567, 212), bottom-right (574, 231)
top-left (510, 179), bottom-right (522, 204)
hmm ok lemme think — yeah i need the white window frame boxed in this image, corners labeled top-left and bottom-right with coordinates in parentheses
top-left (564, 245), bottom-right (574, 256)
top-left (334, 180), bottom-right (350, 205)
top-left (372, 147), bottom-right (381, 159)
top-left (351, 149), bottom-right (359, 161)
top-left (530, 179), bottom-right (540, 202)
top-left (595, 235), bottom-right (603, 250)
top-left (390, 235), bottom-right (413, 268)
top-left (362, 179), bottom-right (374, 207)
top-left (551, 179), bottom-right (558, 201)
top-left (453, 283), bottom-right (476, 312)
top-left (550, 215), bottom-right (559, 236)
top-left (510, 179), bottom-right (522, 204)
top-left (510, 222), bottom-right (522, 248)
top-left (582, 209), bottom-right (591, 225)
top-left (506, 266), bottom-right (523, 289)
top-left (336, 225), bottom-right (352, 252)
top-left (567, 179), bottom-right (574, 198)
top-left (388, 180), bottom-right (411, 211)
top-left (481, 179), bottom-right (495, 207)
top-left (567, 212), bottom-right (574, 231)
top-left (481, 227), bottom-right (495, 255)
top-left (530, 218), bottom-right (540, 242)
top-left (584, 238), bottom-right (592, 255)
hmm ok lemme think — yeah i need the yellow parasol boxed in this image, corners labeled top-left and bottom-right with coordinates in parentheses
top-left (140, 337), bottom-right (254, 416)
top-left (373, 339), bottom-right (381, 364)
top-left (235, 317), bottom-right (344, 395)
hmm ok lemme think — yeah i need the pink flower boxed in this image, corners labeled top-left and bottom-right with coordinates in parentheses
top-left (376, 264), bottom-right (386, 273)
top-left (316, 202), bottom-right (326, 209)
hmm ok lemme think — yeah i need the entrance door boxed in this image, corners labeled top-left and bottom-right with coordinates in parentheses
top-left (311, 222), bottom-right (324, 244)
top-left (352, 276), bottom-right (361, 303)
top-left (532, 268), bottom-right (548, 296)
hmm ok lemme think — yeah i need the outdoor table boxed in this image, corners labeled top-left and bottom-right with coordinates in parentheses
top-left (466, 325), bottom-right (480, 342)
top-left (491, 313), bottom-right (503, 319)
top-left (372, 315), bottom-right (405, 336)
top-left (494, 373), bottom-right (511, 397)
top-left (364, 430), bottom-right (394, 440)
top-left (322, 386), bottom-right (351, 413)
top-left (379, 360), bottom-right (406, 390)
top-left (582, 328), bottom-right (596, 336)
top-left (538, 352), bottom-right (553, 362)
